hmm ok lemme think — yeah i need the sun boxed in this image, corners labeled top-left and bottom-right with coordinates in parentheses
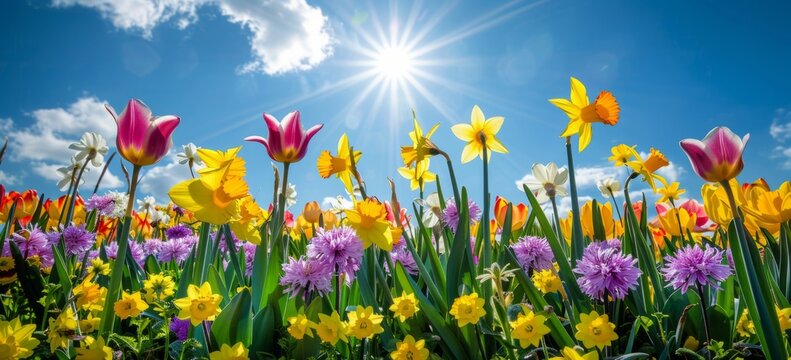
top-left (374, 45), bottom-right (415, 81)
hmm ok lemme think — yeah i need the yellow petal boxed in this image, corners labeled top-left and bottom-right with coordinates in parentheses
top-left (578, 123), bottom-right (592, 152)
top-left (570, 77), bottom-right (589, 107)
top-left (560, 119), bottom-right (583, 137)
top-left (337, 133), bottom-right (350, 156)
top-left (486, 136), bottom-right (509, 154)
top-left (425, 123), bottom-right (440, 139)
top-left (168, 180), bottom-right (202, 210)
top-left (460, 143), bottom-right (481, 163)
top-left (470, 105), bottom-right (485, 129)
top-left (549, 98), bottom-right (581, 119)
top-left (483, 116), bottom-right (504, 135)
top-left (451, 124), bottom-right (476, 142)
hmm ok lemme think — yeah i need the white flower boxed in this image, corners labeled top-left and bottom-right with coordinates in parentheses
top-left (415, 192), bottom-right (442, 228)
top-left (518, 162), bottom-right (568, 203)
top-left (177, 143), bottom-right (203, 166)
top-left (278, 183), bottom-right (297, 208)
top-left (325, 195), bottom-right (353, 215)
top-left (56, 157), bottom-right (88, 191)
top-left (106, 191), bottom-right (129, 219)
top-left (150, 209), bottom-right (170, 224)
top-left (597, 177), bottom-right (621, 198)
top-left (137, 196), bottom-right (156, 213)
top-left (68, 132), bottom-right (108, 168)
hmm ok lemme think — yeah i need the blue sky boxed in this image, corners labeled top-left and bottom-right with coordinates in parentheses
top-left (1, 0), bottom-right (789, 216)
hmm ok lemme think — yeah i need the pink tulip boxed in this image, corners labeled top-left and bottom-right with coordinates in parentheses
top-left (245, 111), bottom-right (323, 163)
top-left (655, 199), bottom-right (714, 232)
top-left (679, 127), bottom-right (749, 183)
top-left (105, 99), bottom-right (180, 166)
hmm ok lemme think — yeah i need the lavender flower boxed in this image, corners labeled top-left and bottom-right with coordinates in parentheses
top-left (662, 245), bottom-right (731, 294)
top-left (166, 224), bottom-right (193, 240)
top-left (511, 236), bottom-right (554, 271)
top-left (142, 238), bottom-right (164, 256)
top-left (587, 239), bottom-right (622, 253)
top-left (240, 242), bottom-right (256, 277)
top-left (170, 317), bottom-right (190, 341)
top-left (105, 240), bottom-right (145, 265)
top-left (62, 225), bottom-right (95, 256)
top-left (390, 244), bottom-right (418, 275)
top-left (307, 226), bottom-right (363, 283)
top-left (5, 227), bottom-right (54, 269)
top-left (85, 194), bottom-right (115, 216)
top-left (216, 230), bottom-right (241, 253)
top-left (158, 239), bottom-right (192, 264)
top-left (279, 256), bottom-right (332, 299)
top-left (574, 243), bottom-right (641, 300)
top-left (442, 198), bottom-right (482, 232)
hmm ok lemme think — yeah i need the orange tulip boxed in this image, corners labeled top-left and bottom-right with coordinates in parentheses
top-left (493, 196), bottom-right (528, 232)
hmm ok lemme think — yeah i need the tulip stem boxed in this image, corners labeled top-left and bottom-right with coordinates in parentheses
top-left (280, 162), bottom-right (290, 258)
top-left (125, 165), bottom-right (142, 218)
top-left (550, 196), bottom-right (562, 244)
top-left (697, 283), bottom-right (711, 358)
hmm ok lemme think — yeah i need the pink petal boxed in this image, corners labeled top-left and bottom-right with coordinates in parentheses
top-left (295, 123), bottom-right (323, 159)
top-left (245, 135), bottom-right (275, 160)
top-left (282, 111), bottom-right (304, 150)
top-left (679, 139), bottom-right (714, 181)
top-left (702, 127), bottom-right (744, 166)
top-left (143, 115), bottom-right (180, 163)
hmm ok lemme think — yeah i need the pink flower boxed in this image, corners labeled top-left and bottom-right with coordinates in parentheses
top-left (655, 199), bottom-right (715, 232)
top-left (245, 111), bottom-right (323, 163)
top-left (106, 99), bottom-right (180, 166)
top-left (679, 127), bottom-right (749, 183)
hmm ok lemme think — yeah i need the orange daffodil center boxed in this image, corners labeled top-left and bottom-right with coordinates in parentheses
top-left (549, 77), bottom-right (620, 152)
top-left (451, 105), bottom-right (508, 163)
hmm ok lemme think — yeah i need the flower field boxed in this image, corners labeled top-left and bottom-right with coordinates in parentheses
top-left (0, 78), bottom-right (790, 360)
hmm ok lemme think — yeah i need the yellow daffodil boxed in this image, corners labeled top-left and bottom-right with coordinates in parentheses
top-left (0, 256), bottom-right (16, 285)
top-left (0, 317), bottom-right (39, 359)
top-left (736, 310), bottom-right (755, 338)
top-left (776, 306), bottom-right (791, 331)
top-left (451, 105), bottom-right (508, 163)
top-left (73, 275), bottom-right (102, 310)
top-left (347, 306), bottom-right (384, 339)
top-left (114, 291), bottom-right (148, 319)
top-left (449, 292), bottom-right (486, 327)
top-left (79, 313), bottom-right (101, 334)
top-left (389, 291), bottom-right (420, 322)
top-left (575, 311), bottom-right (618, 350)
top-left (549, 77), bottom-right (620, 152)
top-left (317, 133), bottom-right (362, 194)
top-left (623, 146), bottom-right (669, 191)
top-left (345, 198), bottom-right (393, 251)
top-left (397, 158), bottom-right (437, 191)
top-left (510, 310), bottom-right (550, 348)
top-left (657, 182), bottom-right (686, 203)
top-left (174, 282), bottom-right (223, 326)
top-left (608, 144), bottom-right (635, 166)
top-left (76, 336), bottom-right (113, 360)
top-left (209, 342), bottom-right (249, 360)
top-left (549, 347), bottom-right (599, 360)
top-left (143, 274), bottom-right (176, 302)
top-left (657, 207), bottom-right (696, 237)
top-left (532, 267), bottom-right (563, 294)
top-left (287, 313), bottom-right (317, 340)
top-left (401, 111), bottom-right (440, 167)
top-left (87, 258), bottom-right (110, 277)
top-left (390, 335), bottom-right (430, 360)
top-left (169, 147), bottom-right (250, 225)
top-left (230, 196), bottom-right (267, 245)
top-left (48, 308), bottom-right (78, 352)
top-left (315, 311), bottom-right (348, 345)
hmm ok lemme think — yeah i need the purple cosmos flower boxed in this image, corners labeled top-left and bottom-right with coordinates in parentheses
top-left (62, 225), bottom-right (95, 256)
top-left (307, 226), bottom-right (363, 283)
top-left (85, 194), bottom-right (115, 216)
top-left (662, 245), bottom-right (731, 294)
top-left (574, 243), bottom-right (641, 300)
top-left (170, 317), bottom-right (190, 341)
top-left (158, 239), bottom-right (192, 264)
top-left (441, 198), bottom-right (482, 232)
top-left (166, 225), bottom-right (193, 240)
top-left (511, 236), bottom-right (554, 272)
top-left (279, 256), bottom-right (332, 299)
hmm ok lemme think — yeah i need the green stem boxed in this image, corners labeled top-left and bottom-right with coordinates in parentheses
top-left (550, 196), bottom-right (563, 246)
top-left (609, 191), bottom-right (622, 223)
top-left (565, 137), bottom-right (584, 264)
top-left (439, 150), bottom-right (461, 203)
top-left (697, 283), bottom-right (711, 358)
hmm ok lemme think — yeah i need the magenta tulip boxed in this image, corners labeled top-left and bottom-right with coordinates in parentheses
top-left (106, 99), bottom-right (180, 166)
top-left (245, 111), bottom-right (323, 163)
top-left (679, 126), bottom-right (749, 183)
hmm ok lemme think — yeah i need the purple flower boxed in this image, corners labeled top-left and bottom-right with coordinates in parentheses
top-left (511, 236), bottom-right (554, 272)
top-left (662, 245), bottom-right (731, 294)
top-left (279, 256), bottom-right (332, 299)
top-left (587, 239), bottom-right (622, 253)
top-left (390, 245), bottom-right (418, 275)
top-left (85, 194), bottom-right (115, 216)
top-left (307, 226), bottom-right (363, 283)
top-left (216, 230), bottom-right (241, 253)
top-left (143, 238), bottom-right (164, 256)
top-left (441, 198), bottom-right (482, 232)
top-left (240, 242), bottom-right (256, 277)
top-left (105, 240), bottom-right (145, 265)
top-left (166, 225), bottom-right (193, 240)
top-left (574, 243), bottom-right (641, 300)
top-left (5, 227), bottom-right (54, 269)
top-left (170, 317), bottom-right (190, 341)
top-left (158, 239), bottom-right (192, 264)
top-left (62, 225), bottom-right (95, 256)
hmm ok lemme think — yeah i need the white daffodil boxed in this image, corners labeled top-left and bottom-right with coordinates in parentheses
top-left (597, 177), bottom-right (621, 198)
top-left (177, 143), bottom-right (203, 166)
top-left (326, 195), bottom-right (353, 215)
top-left (137, 195), bottom-right (156, 213)
top-left (69, 132), bottom-right (108, 168)
top-left (56, 157), bottom-right (88, 191)
top-left (415, 192), bottom-right (442, 228)
top-left (150, 209), bottom-right (170, 225)
top-left (278, 183), bottom-right (297, 208)
top-left (520, 162), bottom-right (568, 203)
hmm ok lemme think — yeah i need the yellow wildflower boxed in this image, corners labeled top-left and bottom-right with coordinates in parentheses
top-left (449, 292), bottom-right (486, 327)
top-left (86, 258), bottom-right (110, 277)
top-left (389, 291), bottom-right (420, 322)
top-left (625, 147), bottom-right (669, 191)
top-left (347, 306), bottom-right (384, 340)
top-left (76, 336), bottom-right (113, 360)
top-left (397, 158), bottom-right (437, 191)
top-left (317, 133), bottom-right (362, 194)
top-left (73, 275), bottom-right (102, 310)
top-left (657, 182), bottom-right (686, 203)
top-left (48, 308), bottom-right (78, 352)
top-left (401, 112), bottom-right (440, 167)
top-left (532, 267), bottom-right (563, 294)
top-left (230, 196), bottom-right (267, 245)
top-left (776, 306), bottom-right (791, 331)
top-left (79, 313), bottom-right (101, 334)
top-left (549, 347), bottom-right (599, 360)
top-left (209, 342), bottom-right (249, 360)
top-left (575, 311), bottom-right (618, 350)
top-left (510, 310), bottom-right (550, 348)
top-left (345, 198), bottom-right (393, 251)
top-left (451, 105), bottom-right (508, 163)
top-left (315, 311), bottom-right (348, 345)
top-left (143, 273), bottom-right (176, 302)
top-left (608, 144), bottom-right (635, 167)
top-left (549, 77), bottom-right (620, 152)
top-left (0, 317), bottom-right (40, 359)
top-left (390, 335), bottom-right (430, 360)
top-left (287, 313), bottom-right (316, 340)
top-left (736, 310), bottom-right (755, 338)
top-left (114, 291), bottom-right (148, 319)
top-left (174, 282), bottom-right (223, 326)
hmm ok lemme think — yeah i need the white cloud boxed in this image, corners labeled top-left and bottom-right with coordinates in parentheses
top-left (53, 0), bottom-right (334, 75)
top-left (137, 153), bottom-right (196, 202)
top-left (770, 108), bottom-right (791, 142)
top-left (772, 145), bottom-right (791, 170)
top-left (0, 171), bottom-right (20, 186)
top-left (4, 96), bottom-right (123, 192)
top-left (554, 195), bottom-right (593, 216)
top-left (573, 166), bottom-right (625, 188)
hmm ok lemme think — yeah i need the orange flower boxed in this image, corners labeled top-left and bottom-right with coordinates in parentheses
top-left (44, 195), bottom-right (85, 229)
top-left (0, 190), bottom-right (39, 226)
top-left (132, 211), bottom-right (153, 238)
top-left (493, 196), bottom-right (528, 232)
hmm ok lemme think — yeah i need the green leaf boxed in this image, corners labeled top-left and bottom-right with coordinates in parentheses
top-left (8, 241), bottom-right (45, 323)
top-left (446, 187), bottom-right (472, 302)
top-left (211, 288), bottom-right (253, 346)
